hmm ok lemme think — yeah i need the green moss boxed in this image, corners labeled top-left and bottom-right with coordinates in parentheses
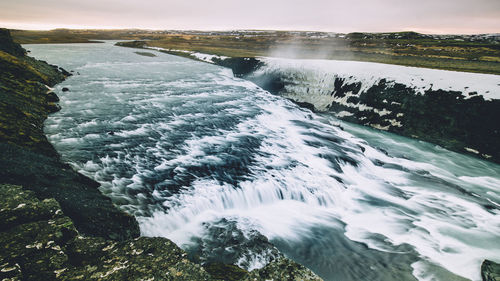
top-left (203, 263), bottom-right (248, 280)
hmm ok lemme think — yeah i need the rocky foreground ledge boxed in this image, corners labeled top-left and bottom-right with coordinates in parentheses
top-left (0, 184), bottom-right (322, 280)
top-left (0, 29), bottom-right (322, 280)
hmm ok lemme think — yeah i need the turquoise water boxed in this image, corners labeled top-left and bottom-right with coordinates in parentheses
top-left (26, 42), bottom-right (500, 281)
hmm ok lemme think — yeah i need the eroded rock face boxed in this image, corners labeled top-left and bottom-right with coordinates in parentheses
top-left (207, 56), bottom-right (500, 164)
top-left (245, 66), bottom-right (500, 164)
top-left (482, 260), bottom-right (500, 281)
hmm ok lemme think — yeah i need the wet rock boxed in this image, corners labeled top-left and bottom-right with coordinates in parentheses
top-left (186, 218), bottom-right (282, 268)
top-left (46, 102), bottom-right (62, 113)
top-left (244, 257), bottom-right (323, 281)
top-left (134, 51), bottom-right (157, 57)
top-left (0, 185), bottom-right (61, 229)
top-left (482, 260), bottom-right (500, 281)
top-left (204, 263), bottom-right (249, 280)
top-left (45, 91), bottom-right (60, 102)
top-left (59, 67), bottom-right (72, 77)
top-left (212, 57), bottom-right (263, 78)
top-left (289, 99), bottom-right (316, 112)
top-left (61, 87), bottom-right (70, 92)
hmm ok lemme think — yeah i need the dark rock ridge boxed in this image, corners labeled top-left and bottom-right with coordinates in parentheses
top-left (482, 260), bottom-right (500, 281)
top-left (134, 51), bottom-right (157, 57)
top-left (0, 28), bottom-right (26, 57)
top-left (0, 30), bottom-right (323, 280)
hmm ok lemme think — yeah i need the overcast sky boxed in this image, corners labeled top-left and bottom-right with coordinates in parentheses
top-left (0, 0), bottom-right (499, 34)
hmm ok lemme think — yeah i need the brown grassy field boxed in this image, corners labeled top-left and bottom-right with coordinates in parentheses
top-left (142, 33), bottom-right (500, 75)
top-left (10, 29), bottom-right (500, 74)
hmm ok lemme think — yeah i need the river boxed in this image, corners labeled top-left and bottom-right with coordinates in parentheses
top-left (25, 42), bottom-right (500, 281)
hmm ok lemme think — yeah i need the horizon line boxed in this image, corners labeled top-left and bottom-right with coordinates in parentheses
top-left (3, 26), bottom-right (500, 36)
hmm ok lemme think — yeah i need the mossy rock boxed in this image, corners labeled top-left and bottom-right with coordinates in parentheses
top-left (203, 263), bottom-right (248, 280)
top-left (244, 258), bottom-right (323, 281)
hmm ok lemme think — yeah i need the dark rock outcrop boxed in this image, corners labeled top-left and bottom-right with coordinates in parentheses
top-left (0, 29), bottom-right (25, 56)
top-left (115, 40), bottom-right (147, 48)
top-left (482, 260), bottom-right (500, 281)
top-left (134, 51), bottom-right (157, 57)
top-left (323, 78), bottom-right (500, 163)
top-left (0, 143), bottom-right (140, 240)
top-left (212, 57), bottom-right (263, 78)
top-left (186, 218), bottom-right (282, 269)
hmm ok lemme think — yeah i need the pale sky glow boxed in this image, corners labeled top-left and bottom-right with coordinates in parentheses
top-left (0, 0), bottom-right (499, 34)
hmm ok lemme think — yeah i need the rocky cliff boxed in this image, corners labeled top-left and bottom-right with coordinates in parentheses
top-left (0, 29), bottom-right (322, 280)
top-left (218, 57), bottom-right (500, 164)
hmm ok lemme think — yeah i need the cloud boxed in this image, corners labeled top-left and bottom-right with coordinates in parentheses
top-left (0, 0), bottom-right (499, 33)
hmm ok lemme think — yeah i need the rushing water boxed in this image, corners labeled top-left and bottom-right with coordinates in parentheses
top-left (26, 42), bottom-right (500, 281)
